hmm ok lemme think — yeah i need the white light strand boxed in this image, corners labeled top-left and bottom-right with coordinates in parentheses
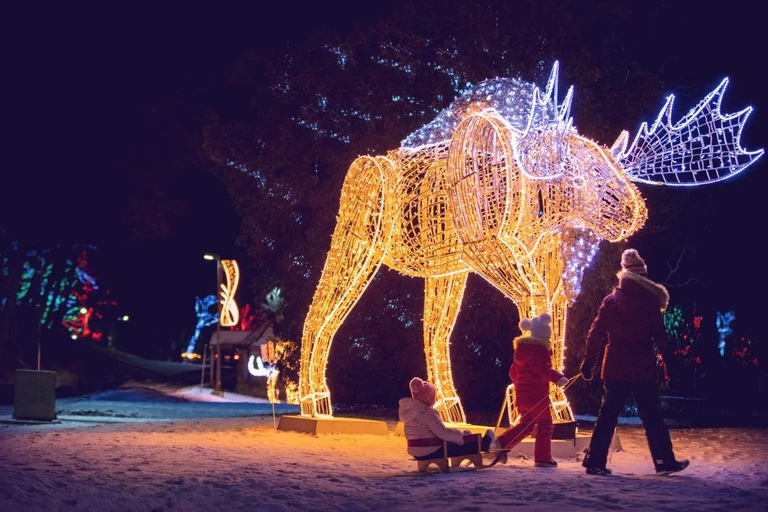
top-left (616, 78), bottom-right (763, 185)
top-left (248, 355), bottom-right (278, 378)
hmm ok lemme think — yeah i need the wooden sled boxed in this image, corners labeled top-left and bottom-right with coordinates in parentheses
top-left (414, 435), bottom-right (509, 473)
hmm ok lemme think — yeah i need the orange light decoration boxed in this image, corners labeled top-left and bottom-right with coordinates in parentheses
top-left (267, 374), bottom-right (279, 404)
top-left (284, 381), bottom-right (300, 405)
top-left (298, 62), bottom-right (762, 422)
top-left (252, 340), bottom-right (300, 404)
top-left (219, 259), bottom-right (240, 327)
top-left (248, 354), bottom-right (280, 403)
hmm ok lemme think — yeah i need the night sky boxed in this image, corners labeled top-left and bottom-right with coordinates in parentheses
top-left (3, 1), bottom-right (766, 356)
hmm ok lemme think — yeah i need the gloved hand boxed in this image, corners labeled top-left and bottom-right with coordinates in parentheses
top-left (659, 357), bottom-right (670, 390)
top-left (580, 360), bottom-right (593, 381)
top-left (556, 376), bottom-right (568, 387)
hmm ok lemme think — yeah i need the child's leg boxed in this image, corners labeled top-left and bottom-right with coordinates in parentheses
top-left (413, 448), bottom-right (444, 460)
top-left (481, 429), bottom-right (494, 452)
top-left (533, 402), bottom-right (554, 463)
top-left (497, 405), bottom-right (536, 449)
top-left (446, 434), bottom-right (481, 457)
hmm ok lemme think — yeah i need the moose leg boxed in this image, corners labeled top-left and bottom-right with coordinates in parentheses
top-left (423, 272), bottom-right (470, 423)
top-left (548, 290), bottom-right (575, 423)
top-left (299, 156), bottom-right (395, 418)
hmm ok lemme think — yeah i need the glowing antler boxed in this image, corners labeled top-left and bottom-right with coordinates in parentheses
top-left (523, 61), bottom-right (574, 131)
top-left (615, 78), bottom-right (763, 186)
top-left (519, 61), bottom-right (575, 177)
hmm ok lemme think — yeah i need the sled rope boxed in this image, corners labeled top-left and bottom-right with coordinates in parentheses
top-left (498, 373), bottom-right (582, 449)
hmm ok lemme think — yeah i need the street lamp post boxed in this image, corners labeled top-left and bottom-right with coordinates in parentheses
top-left (204, 253), bottom-right (224, 397)
top-left (34, 255), bottom-right (43, 371)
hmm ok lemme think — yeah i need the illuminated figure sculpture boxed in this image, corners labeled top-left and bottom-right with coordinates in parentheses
top-left (185, 295), bottom-right (218, 357)
top-left (299, 62), bottom-right (763, 422)
top-left (716, 311), bottom-right (735, 357)
top-left (219, 259), bottom-right (240, 327)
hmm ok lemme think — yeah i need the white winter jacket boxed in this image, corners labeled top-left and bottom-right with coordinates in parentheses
top-left (398, 397), bottom-right (464, 457)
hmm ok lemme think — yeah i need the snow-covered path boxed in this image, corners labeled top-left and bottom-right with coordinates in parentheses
top-left (1, 416), bottom-right (767, 511)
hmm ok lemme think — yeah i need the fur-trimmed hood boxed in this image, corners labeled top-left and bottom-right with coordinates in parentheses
top-left (617, 270), bottom-right (669, 311)
top-left (398, 397), bottom-right (434, 423)
top-left (513, 335), bottom-right (551, 349)
top-left (509, 335), bottom-right (564, 405)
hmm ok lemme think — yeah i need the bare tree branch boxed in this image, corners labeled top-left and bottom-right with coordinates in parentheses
top-left (664, 242), bottom-right (706, 290)
top-left (665, 241), bottom-right (688, 283)
top-left (666, 277), bottom-right (706, 290)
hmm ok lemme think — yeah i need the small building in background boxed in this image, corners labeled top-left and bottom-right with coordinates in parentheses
top-left (209, 322), bottom-right (274, 396)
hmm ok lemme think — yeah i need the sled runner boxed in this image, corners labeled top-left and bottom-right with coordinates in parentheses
top-left (413, 434), bottom-right (510, 473)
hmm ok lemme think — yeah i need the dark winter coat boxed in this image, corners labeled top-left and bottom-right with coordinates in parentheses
top-left (584, 271), bottom-right (670, 383)
top-left (509, 336), bottom-right (565, 408)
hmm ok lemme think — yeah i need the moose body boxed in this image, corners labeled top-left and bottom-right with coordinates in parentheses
top-left (298, 63), bottom-right (762, 421)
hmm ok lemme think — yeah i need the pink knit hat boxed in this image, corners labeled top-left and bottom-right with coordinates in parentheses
top-left (621, 248), bottom-right (647, 276)
top-left (409, 377), bottom-right (437, 406)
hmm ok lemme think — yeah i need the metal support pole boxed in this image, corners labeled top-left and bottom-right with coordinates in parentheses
top-left (35, 255), bottom-right (43, 371)
top-left (209, 345), bottom-right (215, 389)
top-left (200, 346), bottom-right (207, 388)
top-left (213, 258), bottom-right (223, 396)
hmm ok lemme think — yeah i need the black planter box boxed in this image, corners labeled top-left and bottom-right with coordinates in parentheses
top-left (13, 369), bottom-right (57, 421)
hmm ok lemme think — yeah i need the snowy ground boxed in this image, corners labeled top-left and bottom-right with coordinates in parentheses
top-left (1, 393), bottom-right (767, 511)
top-left (0, 386), bottom-right (299, 424)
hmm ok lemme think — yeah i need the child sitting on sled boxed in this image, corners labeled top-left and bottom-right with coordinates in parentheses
top-left (496, 313), bottom-right (569, 467)
top-left (399, 377), bottom-right (495, 460)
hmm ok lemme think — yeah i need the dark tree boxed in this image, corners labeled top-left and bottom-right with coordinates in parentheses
top-left (201, 1), bottom-right (737, 411)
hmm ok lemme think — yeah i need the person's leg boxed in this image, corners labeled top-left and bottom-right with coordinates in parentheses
top-left (413, 448), bottom-right (443, 460)
top-left (481, 430), bottom-right (494, 452)
top-left (533, 401), bottom-right (554, 463)
top-left (446, 434), bottom-right (481, 457)
top-left (583, 381), bottom-right (628, 469)
top-left (634, 383), bottom-right (676, 468)
top-left (497, 405), bottom-right (536, 449)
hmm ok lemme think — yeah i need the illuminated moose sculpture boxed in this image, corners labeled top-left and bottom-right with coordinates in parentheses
top-left (299, 62), bottom-right (762, 422)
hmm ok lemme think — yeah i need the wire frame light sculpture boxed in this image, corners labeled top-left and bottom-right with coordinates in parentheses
top-left (219, 259), bottom-right (240, 327)
top-left (183, 295), bottom-right (217, 358)
top-left (299, 62), bottom-right (763, 422)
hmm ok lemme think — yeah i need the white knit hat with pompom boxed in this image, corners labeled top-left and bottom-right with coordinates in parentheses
top-left (519, 313), bottom-right (552, 341)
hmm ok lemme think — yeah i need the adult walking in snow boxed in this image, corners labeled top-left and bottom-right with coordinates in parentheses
top-left (580, 249), bottom-right (689, 476)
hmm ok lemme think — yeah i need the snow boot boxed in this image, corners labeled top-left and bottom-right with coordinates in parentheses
top-left (585, 466), bottom-right (612, 476)
top-left (655, 459), bottom-right (689, 475)
top-left (487, 438), bottom-right (508, 465)
top-left (534, 460), bottom-right (558, 468)
top-left (481, 429), bottom-right (495, 452)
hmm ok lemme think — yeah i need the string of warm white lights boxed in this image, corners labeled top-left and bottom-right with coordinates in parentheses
top-left (298, 62), bottom-right (762, 422)
top-left (247, 341), bottom-right (301, 404)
